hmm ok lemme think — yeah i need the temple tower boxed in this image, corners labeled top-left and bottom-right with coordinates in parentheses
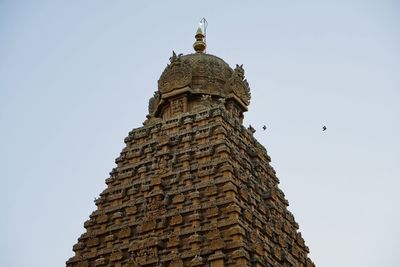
top-left (67, 26), bottom-right (315, 267)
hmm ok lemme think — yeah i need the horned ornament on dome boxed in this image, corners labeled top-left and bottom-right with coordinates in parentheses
top-left (169, 51), bottom-right (183, 67)
top-left (234, 64), bottom-right (245, 80)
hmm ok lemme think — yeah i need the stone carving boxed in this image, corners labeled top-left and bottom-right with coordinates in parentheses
top-left (171, 98), bottom-right (184, 115)
top-left (226, 101), bottom-right (241, 119)
top-left (94, 257), bottom-right (106, 266)
top-left (224, 64), bottom-right (251, 106)
top-left (153, 52), bottom-right (251, 120)
top-left (128, 247), bottom-right (160, 266)
top-left (234, 64), bottom-right (245, 79)
top-left (148, 91), bottom-right (160, 115)
top-left (190, 255), bottom-right (204, 266)
top-left (118, 226), bottom-right (131, 238)
top-left (217, 97), bottom-right (226, 108)
top-left (169, 51), bottom-right (183, 67)
top-left (110, 250), bottom-right (123, 262)
top-left (167, 234), bottom-right (180, 248)
top-left (158, 51), bottom-right (192, 93)
top-left (67, 42), bottom-right (314, 267)
top-left (147, 196), bottom-right (160, 211)
top-left (127, 258), bottom-right (140, 267)
top-left (201, 94), bottom-right (212, 102)
top-left (247, 125), bottom-right (256, 134)
top-left (170, 255), bottom-right (184, 267)
top-left (170, 213), bottom-right (183, 226)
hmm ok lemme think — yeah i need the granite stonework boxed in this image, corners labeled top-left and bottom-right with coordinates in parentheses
top-left (67, 29), bottom-right (314, 267)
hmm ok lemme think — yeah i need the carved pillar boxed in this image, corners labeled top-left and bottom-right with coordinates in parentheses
top-left (223, 183), bottom-right (237, 201)
top-left (189, 232), bottom-right (202, 253)
top-left (208, 251), bottom-right (225, 267)
top-left (169, 251), bottom-right (183, 267)
top-left (232, 248), bottom-right (250, 266)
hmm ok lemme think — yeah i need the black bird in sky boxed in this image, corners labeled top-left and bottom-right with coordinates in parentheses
top-left (322, 126), bottom-right (327, 131)
top-left (262, 125), bottom-right (267, 131)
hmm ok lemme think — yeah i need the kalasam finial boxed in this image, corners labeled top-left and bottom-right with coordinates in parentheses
top-left (193, 20), bottom-right (206, 53)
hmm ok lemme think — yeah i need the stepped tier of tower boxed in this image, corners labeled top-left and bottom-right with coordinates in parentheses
top-left (67, 104), bottom-right (314, 267)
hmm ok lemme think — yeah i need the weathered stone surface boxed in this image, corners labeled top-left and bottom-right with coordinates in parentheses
top-left (67, 32), bottom-right (314, 267)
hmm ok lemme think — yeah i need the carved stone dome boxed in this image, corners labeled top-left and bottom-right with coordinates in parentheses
top-left (147, 28), bottom-right (251, 122)
top-left (166, 52), bottom-right (234, 90)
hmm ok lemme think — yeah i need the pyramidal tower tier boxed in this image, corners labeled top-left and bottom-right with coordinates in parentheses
top-left (67, 27), bottom-right (315, 267)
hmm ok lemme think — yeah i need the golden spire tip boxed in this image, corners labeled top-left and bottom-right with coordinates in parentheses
top-left (193, 21), bottom-right (206, 53)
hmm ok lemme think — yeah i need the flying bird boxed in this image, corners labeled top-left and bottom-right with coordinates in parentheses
top-left (322, 126), bottom-right (327, 131)
top-left (262, 125), bottom-right (267, 131)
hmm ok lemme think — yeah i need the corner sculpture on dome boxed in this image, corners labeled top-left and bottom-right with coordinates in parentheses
top-left (146, 25), bottom-right (251, 125)
top-left (169, 51), bottom-right (184, 67)
top-left (234, 64), bottom-right (245, 79)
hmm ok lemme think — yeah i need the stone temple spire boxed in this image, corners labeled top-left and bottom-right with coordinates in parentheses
top-left (193, 24), bottom-right (206, 53)
top-left (67, 27), bottom-right (315, 267)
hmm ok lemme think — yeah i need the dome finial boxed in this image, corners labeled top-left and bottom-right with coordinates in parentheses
top-left (193, 19), bottom-right (207, 53)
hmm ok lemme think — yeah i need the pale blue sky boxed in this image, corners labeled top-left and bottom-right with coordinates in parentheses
top-left (1, 1), bottom-right (399, 266)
